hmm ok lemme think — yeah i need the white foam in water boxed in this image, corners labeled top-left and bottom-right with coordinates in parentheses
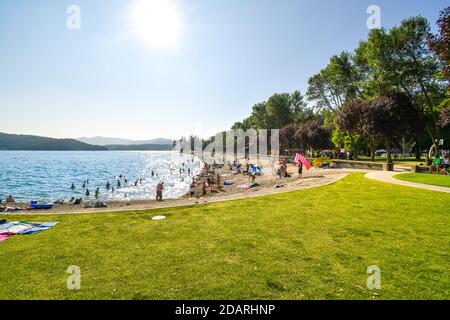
top-left (0, 151), bottom-right (202, 202)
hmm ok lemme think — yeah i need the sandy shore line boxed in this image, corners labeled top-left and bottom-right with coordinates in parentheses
top-left (1, 166), bottom-right (364, 216)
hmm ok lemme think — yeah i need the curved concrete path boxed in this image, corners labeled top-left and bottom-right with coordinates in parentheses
top-left (366, 171), bottom-right (450, 194)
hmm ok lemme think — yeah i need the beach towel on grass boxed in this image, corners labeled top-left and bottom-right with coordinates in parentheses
top-left (0, 221), bottom-right (58, 236)
top-left (0, 222), bottom-right (34, 234)
top-left (19, 222), bottom-right (59, 235)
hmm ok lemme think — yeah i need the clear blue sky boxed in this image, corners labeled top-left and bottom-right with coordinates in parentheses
top-left (0, 0), bottom-right (447, 140)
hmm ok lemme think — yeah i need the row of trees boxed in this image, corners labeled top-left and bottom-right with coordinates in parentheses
top-left (230, 7), bottom-right (450, 162)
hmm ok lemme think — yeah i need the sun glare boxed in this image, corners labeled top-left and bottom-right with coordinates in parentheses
top-left (128, 0), bottom-right (182, 49)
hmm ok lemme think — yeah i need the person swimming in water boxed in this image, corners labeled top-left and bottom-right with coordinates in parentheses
top-left (82, 181), bottom-right (86, 188)
top-left (85, 189), bottom-right (90, 197)
top-left (95, 188), bottom-right (100, 199)
top-left (106, 181), bottom-right (111, 190)
top-left (70, 183), bottom-right (75, 190)
top-left (117, 180), bottom-right (121, 189)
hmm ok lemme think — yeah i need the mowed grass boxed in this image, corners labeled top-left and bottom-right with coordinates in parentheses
top-left (395, 173), bottom-right (450, 188)
top-left (0, 173), bottom-right (449, 300)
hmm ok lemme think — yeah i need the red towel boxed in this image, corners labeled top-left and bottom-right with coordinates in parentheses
top-left (0, 233), bottom-right (13, 243)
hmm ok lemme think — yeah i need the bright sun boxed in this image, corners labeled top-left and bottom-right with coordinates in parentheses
top-left (128, 0), bottom-right (182, 49)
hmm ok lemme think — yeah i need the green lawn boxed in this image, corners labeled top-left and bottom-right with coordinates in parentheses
top-left (395, 173), bottom-right (450, 188)
top-left (0, 173), bottom-right (449, 300)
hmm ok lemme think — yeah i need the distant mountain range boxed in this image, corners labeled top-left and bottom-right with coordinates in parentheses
top-left (77, 136), bottom-right (174, 146)
top-left (0, 132), bottom-right (107, 151)
top-left (0, 133), bottom-right (174, 151)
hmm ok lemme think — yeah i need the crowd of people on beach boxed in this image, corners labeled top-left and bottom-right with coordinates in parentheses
top-left (1, 156), bottom-right (308, 211)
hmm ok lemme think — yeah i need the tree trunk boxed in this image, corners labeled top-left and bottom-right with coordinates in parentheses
top-left (386, 139), bottom-right (392, 164)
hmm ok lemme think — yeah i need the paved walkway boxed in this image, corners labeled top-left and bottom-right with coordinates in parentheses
top-left (365, 171), bottom-right (450, 194)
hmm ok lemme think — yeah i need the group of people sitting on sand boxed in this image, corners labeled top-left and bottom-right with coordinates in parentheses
top-left (187, 162), bottom-right (225, 202)
top-left (0, 195), bottom-right (22, 212)
top-left (277, 157), bottom-right (304, 179)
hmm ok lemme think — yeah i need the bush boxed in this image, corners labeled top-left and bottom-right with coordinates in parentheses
top-left (313, 157), bottom-right (332, 168)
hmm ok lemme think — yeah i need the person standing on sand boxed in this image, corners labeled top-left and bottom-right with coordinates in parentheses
top-left (156, 182), bottom-right (164, 201)
top-left (202, 182), bottom-right (207, 197)
top-left (298, 163), bottom-right (303, 178)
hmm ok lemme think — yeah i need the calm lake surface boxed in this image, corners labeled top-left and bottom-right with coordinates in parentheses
top-left (0, 151), bottom-right (200, 202)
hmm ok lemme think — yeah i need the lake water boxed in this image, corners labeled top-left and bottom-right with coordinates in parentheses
top-left (0, 151), bottom-right (201, 202)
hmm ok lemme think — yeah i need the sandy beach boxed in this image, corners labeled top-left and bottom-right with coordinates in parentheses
top-left (2, 164), bottom-right (361, 215)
